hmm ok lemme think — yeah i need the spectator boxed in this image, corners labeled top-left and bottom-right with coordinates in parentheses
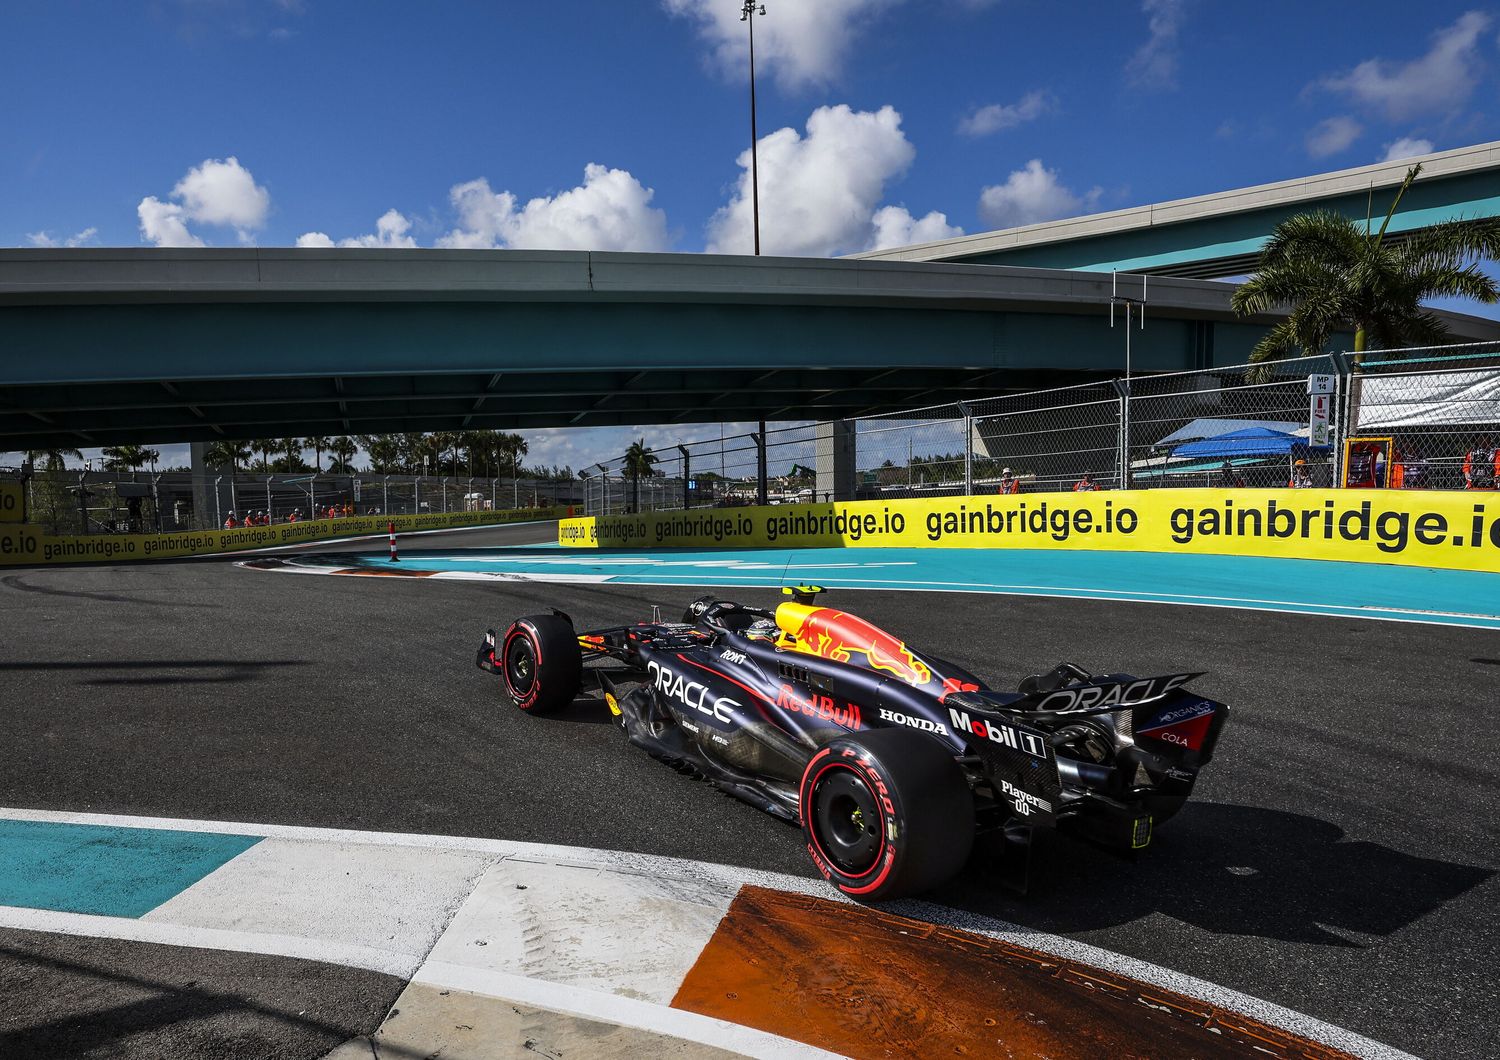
top-left (288, 509), bottom-right (299, 523)
top-left (224, 511), bottom-right (238, 529)
top-left (1072, 470), bottom-right (1100, 492)
top-left (997, 467), bottom-right (1020, 495)
top-left (1217, 461), bottom-right (1245, 488)
top-left (1288, 459), bottom-right (1313, 489)
top-left (1464, 437), bottom-right (1498, 490)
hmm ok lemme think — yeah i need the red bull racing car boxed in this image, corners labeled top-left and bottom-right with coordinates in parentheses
top-left (477, 587), bottom-right (1228, 901)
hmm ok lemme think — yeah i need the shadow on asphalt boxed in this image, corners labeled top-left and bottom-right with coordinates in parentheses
top-left (940, 801), bottom-right (1493, 947)
top-left (0, 939), bottom-right (396, 1060)
top-left (0, 574), bottom-right (221, 608)
top-left (0, 660), bottom-right (309, 686)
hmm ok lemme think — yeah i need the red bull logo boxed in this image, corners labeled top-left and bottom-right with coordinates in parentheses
top-left (779, 604), bottom-right (933, 688)
top-left (776, 685), bottom-right (862, 729)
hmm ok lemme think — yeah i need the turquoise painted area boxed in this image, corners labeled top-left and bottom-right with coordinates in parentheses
top-left (0, 820), bottom-right (260, 918)
top-left (301, 546), bottom-right (1500, 629)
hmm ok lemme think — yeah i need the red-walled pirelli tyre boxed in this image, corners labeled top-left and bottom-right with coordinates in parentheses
top-left (498, 615), bottom-right (581, 714)
top-left (798, 728), bottom-right (974, 901)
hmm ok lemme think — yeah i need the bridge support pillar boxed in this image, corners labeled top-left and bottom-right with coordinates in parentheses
top-left (815, 420), bottom-right (855, 503)
top-left (190, 442), bottom-right (234, 530)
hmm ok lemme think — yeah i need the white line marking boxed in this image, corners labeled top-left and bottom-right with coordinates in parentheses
top-left (255, 560), bottom-right (1500, 630)
top-left (0, 906), bottom-right (421, 977)
top-left (412, 962), bottom-right (843, 1059)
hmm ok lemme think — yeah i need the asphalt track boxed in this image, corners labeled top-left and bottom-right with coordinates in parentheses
top-left (1, 521), bottom-right (1497, 1059)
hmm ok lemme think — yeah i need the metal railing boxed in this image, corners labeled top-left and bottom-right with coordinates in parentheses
top-left (7, 469), bottom-right (582, 536)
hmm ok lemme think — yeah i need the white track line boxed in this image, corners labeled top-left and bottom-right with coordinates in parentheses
top-left (253, 557), bottom-right (1500, 630)
top-left (0, 806), bottom-right (1412, 1060)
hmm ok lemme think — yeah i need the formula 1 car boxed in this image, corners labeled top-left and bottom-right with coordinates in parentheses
top-left (477, 587), bottom-right (1228, 901)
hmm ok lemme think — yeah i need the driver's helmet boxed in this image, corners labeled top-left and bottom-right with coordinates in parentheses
top-left (743, 617), bottom-right (779, 641)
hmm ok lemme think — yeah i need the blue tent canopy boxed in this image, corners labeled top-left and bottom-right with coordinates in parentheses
top-left (1155, 417), bottom-right (1305, 446)
top-left (1172, 426), bottom-right (1330, 459)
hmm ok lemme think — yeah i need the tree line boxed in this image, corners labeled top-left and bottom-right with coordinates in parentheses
top-left (202, 432), bottom-right (576, 480)
top-left (11, 433), bottom-right (575, 481)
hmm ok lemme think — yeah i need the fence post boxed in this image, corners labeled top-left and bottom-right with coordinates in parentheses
top-left (678, 445), bottom-right (690, 510)
top-left (1332, 350), bottom-right (1357, 488)
top-left (959, 402), bottom-right (973, 496)
top-left (1110, 379), bottom-right (1130, 489)
top-left (756, 421), bottom-right (768, 506)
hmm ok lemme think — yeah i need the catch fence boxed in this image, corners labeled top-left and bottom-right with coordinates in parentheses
top-left (6, 469), bottom-right (581, 536)
top-left (581, 341), bottom-right (1500, 514)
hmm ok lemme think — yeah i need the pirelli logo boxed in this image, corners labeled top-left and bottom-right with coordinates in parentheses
top-left (947, 708), bottom-right (1048, 758)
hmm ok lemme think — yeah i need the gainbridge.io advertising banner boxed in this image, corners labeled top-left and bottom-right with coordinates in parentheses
top-left (0, 506), bottom-right (569, 567)
top-left (559, 490), bottom-right (1500, 575)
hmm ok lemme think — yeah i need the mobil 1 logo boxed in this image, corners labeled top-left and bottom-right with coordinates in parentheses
top-left (947, 707), bottom-right (1048, 758)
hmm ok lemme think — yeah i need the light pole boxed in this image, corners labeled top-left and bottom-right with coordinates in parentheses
top-left (741, 1), bottom-right (766, 255)
top-left (1109, 272), bottom-right (1147, 490)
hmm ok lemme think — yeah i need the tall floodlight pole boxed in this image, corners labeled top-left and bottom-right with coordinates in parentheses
top-left (741, 1), bottom-right (766, 255)
top-left (1109, 272), bottom-right (1146, 489)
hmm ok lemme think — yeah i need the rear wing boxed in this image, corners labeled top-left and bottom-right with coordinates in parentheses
top-left (1018, 672), bottom-right (1206, 719)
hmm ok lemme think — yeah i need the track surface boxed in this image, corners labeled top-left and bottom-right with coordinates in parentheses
top-left (1, 522), bottom-right (1496, 1059)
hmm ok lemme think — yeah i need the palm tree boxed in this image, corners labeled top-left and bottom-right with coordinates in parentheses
top-left (203, 440), bottom-right (252, 473)
top-left (327, 436), bottom-right (359, 474)
top-left (101, 445), bottom-right (153, 472)
top-left (24, 447), bottom-right (84, 472)
top-left (301, 436), bottom-right (332, 472)
top-left (254, 438), bottom-right (277, 474)
top-left (622, 438), bottom-right (659, 513)
top-left (1232, 163), bottom-right (1500, 370)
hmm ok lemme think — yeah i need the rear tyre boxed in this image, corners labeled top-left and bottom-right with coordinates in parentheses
top-left (798, 728), bottom-right (974, 901)
top-left (498, 615), bottom-right (581, 714)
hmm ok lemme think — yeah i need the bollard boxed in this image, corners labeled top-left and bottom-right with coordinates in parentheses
top-left (389, 521), bottom-right (399, 562)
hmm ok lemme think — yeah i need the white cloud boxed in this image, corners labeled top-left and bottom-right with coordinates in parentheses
top-left (663, 0), bottom-right (899, 89)
top-left (1126, 0), bottom-right (1185, 90)
top-left (977, 160), bottom-right (1101, 229)
top-left (1320, 12), bottom-right (1491, 121)
top-left (958, 90), bottom-right (1057, 137)
top-left (1306, 115), bottom-right (1363, 158)
top-left (137, 197), bottom-right (204, 247)
top-left (437, 165), bottom-right (670, 251)
top-left (708, 104), bottom-right (928, 256)
top-left (172, 157), bottom-right (270, 232)
top-left (298, 209), bottom-right (417, 249)
top-left (136, 156), bottom-right (270, 246)
top-left (26, 227), bottom-right (98, 248)
top-left (867, 205), bottom-right (962, 250)
top-left (1380, 137), bottom-right (1435, 162)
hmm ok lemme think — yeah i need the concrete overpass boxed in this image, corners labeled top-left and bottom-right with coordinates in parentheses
top-left (4, 247), bottom-right (1500, 452)
top-left (855, 141), bottom-right (1500, 278)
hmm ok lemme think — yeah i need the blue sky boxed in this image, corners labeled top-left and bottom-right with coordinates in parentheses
top-left (6, 1), bottom-right (1500, 471)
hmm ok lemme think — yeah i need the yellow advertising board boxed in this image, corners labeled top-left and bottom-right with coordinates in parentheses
top-left (0, 506), bottom-right (569, 567)
top-left (559, 490), bottom-right (1500, 575)
top-left (0, 480), bottom-right (22, 524)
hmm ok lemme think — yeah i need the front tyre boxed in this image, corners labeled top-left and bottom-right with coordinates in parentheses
top-left (798, 728), bottom-right (973, 901)
top-left (498, 615), bottom-right (581, 714)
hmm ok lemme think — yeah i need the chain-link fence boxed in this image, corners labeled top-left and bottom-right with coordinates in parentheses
top-left (9, 469), bottom-right (582, 535)
top-left (13, 341), bottom-right (1500, 528)
top-left (1345, 344), bottom-right (1500, 490)
top-left (580, 341), bottom-right (1500, 512)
